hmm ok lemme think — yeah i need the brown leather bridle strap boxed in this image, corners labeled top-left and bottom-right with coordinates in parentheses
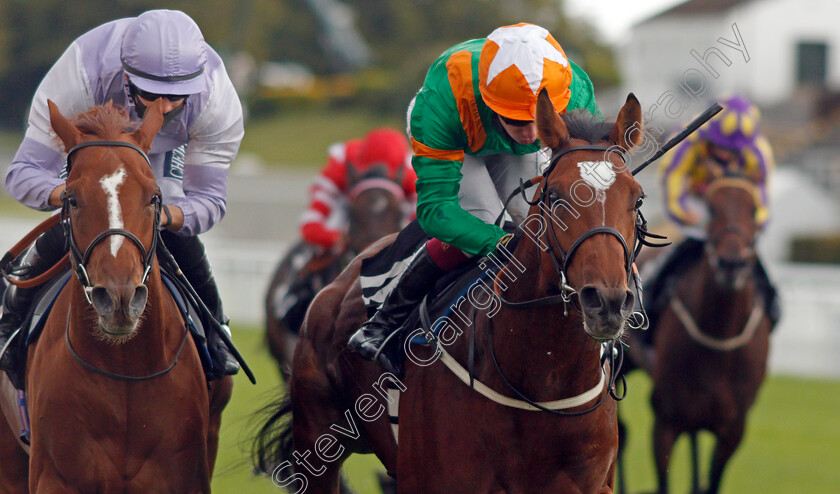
top-left (0, 214), bottom-right (70, 288)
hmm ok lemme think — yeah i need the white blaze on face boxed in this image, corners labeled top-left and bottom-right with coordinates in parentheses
top-left (577, 161), bottom-right (616, 225)
top-left (100, 167), bottom-right (127, 257)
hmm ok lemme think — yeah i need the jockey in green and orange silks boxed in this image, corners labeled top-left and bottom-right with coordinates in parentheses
top-left (349, 23), bottom-right (601, 372)
top-left (408, 22), bottom-right (600, 256)
top-left (659, 95), bottom-right (774, 231)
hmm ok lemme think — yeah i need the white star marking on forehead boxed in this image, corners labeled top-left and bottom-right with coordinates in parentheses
top-left (100, 167), bottom-right (127, 258)
top-left (486, 24), bottom-right (568, 94)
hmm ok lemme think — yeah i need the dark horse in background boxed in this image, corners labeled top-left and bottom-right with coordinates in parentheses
top-left (623, 177), bottom-right (772, 494)
top-left (254, 91), bottom-right (654, 493)
top-left (264, 171), bottom-right (406, 379)
top-left (0, 100), bottom-right (231, 492)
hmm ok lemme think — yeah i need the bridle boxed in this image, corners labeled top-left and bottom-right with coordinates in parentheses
top-left (61, 140), bottom-right (161, 305)
top-left (58, 140), bottom-right (192, 382)
top-left (495, 144), bottom-right (666, 318)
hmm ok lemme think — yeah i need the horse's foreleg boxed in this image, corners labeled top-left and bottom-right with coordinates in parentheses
top-left (616, 414), bottom-right (628, 494)
top-left (690, 432), bottom-right (701, 494)
top-left (290, 417), bottom-right (349, 494)
top-left (652, 419), bottom-right (678, 494)
top-left (207, 375), bottom-right (234, 476)
top-left (706, 421), bottom-right (745, 494)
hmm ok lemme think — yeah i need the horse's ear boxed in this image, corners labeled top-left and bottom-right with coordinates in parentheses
top-left (535, 88), bottom-right (568, 150)
top-left (610, 93), bottom-right (643, 150)
top-left (131, 99), bottom-right (165, 152)
top-left (48, 100), bottom-right (82, 151)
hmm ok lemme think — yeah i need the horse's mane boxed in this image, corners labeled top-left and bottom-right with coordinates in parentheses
top-left (71, 101), bottom-right (137, 139)
top-left (561, 109), bottom-right (613, 144)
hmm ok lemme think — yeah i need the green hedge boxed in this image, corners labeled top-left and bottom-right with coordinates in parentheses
top-left (790, 234), bottom-right (840, 264)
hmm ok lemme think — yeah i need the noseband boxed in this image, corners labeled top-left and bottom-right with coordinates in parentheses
top-left (61, 140), bottom-right (161, 304)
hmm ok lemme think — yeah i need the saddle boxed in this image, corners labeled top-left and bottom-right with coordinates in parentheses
top-left (359, 220), bottom-right (508, 376)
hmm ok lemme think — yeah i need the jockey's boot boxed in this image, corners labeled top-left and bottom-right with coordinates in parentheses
top-left (0, 242), bottom-right (53, 373)
top-left (190, 252), bottom-right (240, 377)
top-left (348, 247), bottom-right (445, 373)
top-left (161, 232), bottom-right (239, 378)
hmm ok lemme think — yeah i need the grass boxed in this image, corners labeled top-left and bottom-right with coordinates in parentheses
top-left (1, 108), bottom-right (406, 172)
top-left (211, 326), bottom-right (384, 494)
top-left (238, 109), bottom-right (405, 169)
top-left (216, 327), bottom-right (840, 493)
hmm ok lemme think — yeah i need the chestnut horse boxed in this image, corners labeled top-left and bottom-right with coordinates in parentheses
top-left (254, 91), bottom-right (654, 493)
top-left (0, 100), bottom-right (232, 492)
top-left (649, 177), bottom-right (771, 494)
top-left (265, 179), bottom-right (406, 378)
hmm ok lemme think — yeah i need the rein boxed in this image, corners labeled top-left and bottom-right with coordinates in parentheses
top-left (64, 303), bottom-right (190, 381)
top-left (0, 214), bottom-right (70, 289)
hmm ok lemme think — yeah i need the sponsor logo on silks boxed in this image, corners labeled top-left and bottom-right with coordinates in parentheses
top-left (163, 144), bottom-right (187, 180)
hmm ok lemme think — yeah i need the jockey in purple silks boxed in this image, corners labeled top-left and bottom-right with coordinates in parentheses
top-left (642, 95), bottom-right (780, 343)
top-left (0, 10), bottom-right (244, 378)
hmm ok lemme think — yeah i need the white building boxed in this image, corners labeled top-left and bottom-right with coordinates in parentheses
top-left (619, 0), bottom-right (840, 122)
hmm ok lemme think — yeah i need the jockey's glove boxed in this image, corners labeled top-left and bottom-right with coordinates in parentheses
top-left (493, 231), bottom-right (521, 254)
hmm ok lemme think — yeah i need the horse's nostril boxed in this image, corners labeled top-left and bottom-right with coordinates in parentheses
top-left (579, 285), bottom-right (602, 310)
top-left (621, 289), bottom-right (636, 317)
top-left (129, 285), bottom-right (148, 319)
top-left (90, 286), bottom-right (115, 316)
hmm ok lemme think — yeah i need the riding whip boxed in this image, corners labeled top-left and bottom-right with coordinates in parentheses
top-left (631, 103), bottom-right (724, 176)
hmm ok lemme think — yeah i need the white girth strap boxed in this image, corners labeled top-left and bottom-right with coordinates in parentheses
top-left (436, 344), bottom-right (607, 411)
top-left (670, 296), bottom-right (764, 352)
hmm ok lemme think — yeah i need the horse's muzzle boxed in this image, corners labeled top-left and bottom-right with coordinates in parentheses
top-left (579, 285), bottom-right (635, 339)
top-left (90, 284), bottom-right (148, 337)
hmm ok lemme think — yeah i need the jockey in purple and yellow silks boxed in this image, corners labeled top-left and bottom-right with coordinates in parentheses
top-left (642, 95), bottom-right (780, 343)
top-left (660, 95), bottom-right (774, 230)
top-left (349, 23), bottom-right (600, 372)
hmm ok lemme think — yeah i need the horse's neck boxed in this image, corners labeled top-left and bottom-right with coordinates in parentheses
top-left (691, 256), bottom-right (757, 334)
top-left (477, 244), bottom-right (602, 399)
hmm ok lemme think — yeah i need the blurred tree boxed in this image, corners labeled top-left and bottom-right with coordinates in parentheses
top-left (0, 0), bottom-right (617, 127)
top-left (0, 0), bottom-right (278, 128)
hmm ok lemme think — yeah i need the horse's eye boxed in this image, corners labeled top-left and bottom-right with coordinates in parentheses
top-left (634, 196), bottom-right (644, 210)
top-left (65, 195), bottom-right (78, 208)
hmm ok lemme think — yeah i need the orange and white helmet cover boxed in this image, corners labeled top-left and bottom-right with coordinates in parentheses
top-left (479, 23), bottom-right (573, 121)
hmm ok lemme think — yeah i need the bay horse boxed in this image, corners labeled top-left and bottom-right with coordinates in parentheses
top-left (254, 91), bottom-right (653, 493)
top-left (648, 177), bottom-right (771, 494)
top-left (0, 100), bottom-right (232, 492)
top-left (265, 174), bottom-right (406, 378)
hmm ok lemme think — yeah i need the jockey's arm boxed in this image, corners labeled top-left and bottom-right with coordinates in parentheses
top-left (747, 135), bottom-right (774, 228)
top-left (7, 43), bottom-right (94, 211)
top-left (174, 71), bottom-right (244, 237)
top-left (412, 152), bottom-right (506, 257)
top-left (299, 151), bottom-right (349, 250)
top-left (659, 139), bottom-right (702, 226)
